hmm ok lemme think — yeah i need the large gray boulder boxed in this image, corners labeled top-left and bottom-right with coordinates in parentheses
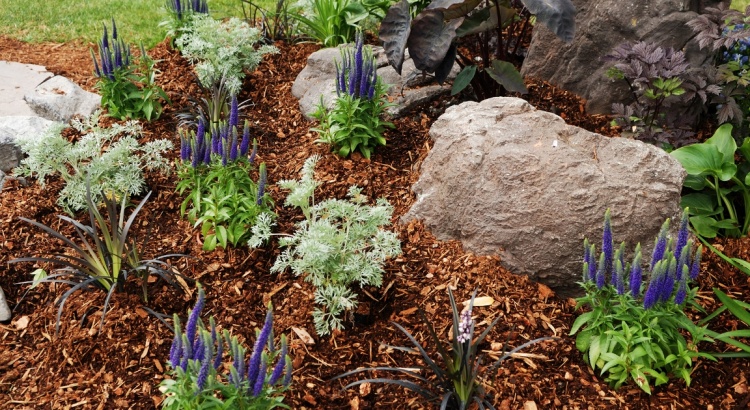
top-left (0, 61), bottom-right (54, 117)
top-left (0, 116), bottom-right (59, 172)
top-left (403, 97), bottom-right (686, 297)
top-left (521, 0), bottom-right (728, 115)
top-left (24, 75), bottom-right (100, 123)
top-left (292, 46), bottom-right (458, 119)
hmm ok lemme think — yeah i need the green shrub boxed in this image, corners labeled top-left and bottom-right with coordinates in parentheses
top-left (248, 155), bottom-right (402, 335)
top-left (293, 0), bottom-right (390, 47)
top-left (13, 111), bottom-right (172, 214)
top-left (175, 14), bottom-right (278, 94)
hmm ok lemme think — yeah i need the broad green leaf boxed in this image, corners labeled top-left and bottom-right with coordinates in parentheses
top-left (486, 59), bottom-right (528, 94)
top-left (705, 123), bottom-right (737, 165)
top-left (680, 193), bottom-right (717, 215)
top-left (671, 142), bottom-right (736, 181)
top-left (683, 174), bottom-right (708, 190)
top-left (343, 2), bottom-right (368, 26)
top-left (451, 65), bottom-right (476, 95)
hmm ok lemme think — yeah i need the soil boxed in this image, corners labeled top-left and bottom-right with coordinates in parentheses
top-left (0, 35), bottom-right (749, 410)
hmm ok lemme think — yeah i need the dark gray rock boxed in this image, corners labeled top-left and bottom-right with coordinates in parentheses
top-left (402, 97), bottom-right (686, 297)
top-left (24, 75), bottom-right (100, 123)
top-left (292, 46), bottom-right (458, 120)
top-left (521, 0), bottom-right (729, 115)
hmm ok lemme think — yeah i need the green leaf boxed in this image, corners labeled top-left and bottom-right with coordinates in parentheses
top-left (671, 142), bottom-right (736, 181)
top-left (451, 65), bottom-right (476, 95)
top-left (485, 59), bottom-right (528, 94)
top-left (29, 268), bottom-right (48, 289)
top-left (680, 193), bottom-right (717, 215)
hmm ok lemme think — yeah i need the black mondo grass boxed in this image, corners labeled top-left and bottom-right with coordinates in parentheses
top-left (332, 288), bottom-right (558, 410)
top-left (10, 183), bottom-right (189, 335)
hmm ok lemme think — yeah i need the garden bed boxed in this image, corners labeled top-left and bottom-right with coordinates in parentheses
top-left (0, 36), bottom-right (749, 409)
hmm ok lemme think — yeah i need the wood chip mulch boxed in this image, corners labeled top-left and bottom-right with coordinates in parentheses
top-left (0, 36), bottom-right (748, 410)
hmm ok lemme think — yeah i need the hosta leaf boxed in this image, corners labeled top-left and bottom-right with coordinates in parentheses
top-left (485, 59), bottom-right (528, 94)
top-left (379, 0), bottom-right (411, 75)
top-left (521, 0), bottom-right (576, 43)
top-left (671, 142), bottom-right (736, 181)
top-left (407, 10), bottom-right (462, 73)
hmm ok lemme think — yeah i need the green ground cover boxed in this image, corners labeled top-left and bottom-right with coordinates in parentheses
top-left (0, 0), bottom-right (259, 48)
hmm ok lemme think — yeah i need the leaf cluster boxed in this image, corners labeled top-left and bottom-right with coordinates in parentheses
top-left (160, 0), bottom-right (209, 43)
top-left (333, 288), bottom-right (556, 409)
top-left (92, 21), bottom-right (170, 121)
top-left (604, 41), bottom-right (720, 148)
top-left (176, 14), bottom-right (279, 95)
top-left (379, 0), bottom-right (575, 96)
top-left (13, 111), bottom-right (172, 214)
top-left (161, 287), bottom-right (292, 409)
top-left (671, 123), bottom-right (750, 238)
top-left (292, 0), bottom-right (390, 47)
top-left (699, 288), bottom-right (750, 358)
top-left (248, 155), bottom-right (402, 336)
top-left (10, 185), bottom-right (186, 335)
top-left (177, 159), bottom-right (274, 251)
top-left (689, 5), bottom-right (750, 129)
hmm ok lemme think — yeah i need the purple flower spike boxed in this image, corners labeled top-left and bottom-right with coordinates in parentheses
top-left (196, 333), bottom-right (212, 391)
top-left (230, 128), bottom-right (239, 162)
top-left (249, 139), bottom-right (258, 164)
top-left (240, 121), bottom-right (251, 157)
top-left (169, 313), bottom-right (183, 368)
top-left (252, 354), bottom-right (267, 397)
top-left (102, 23), bottom-right (109, 51)
top-left (690, 245), bottom-right (702, 280)
top-left (269, 336), bottom-right (288, 385)
top-left (587, 244), bottom-right (596, 281)
top-left (673, 210), bottom-right (690, 265)
top-left (629, 243), bottom-right (642, 296)
top-left (247, 309), bottom-right (274, 388)
top-left (650, 219), bottom-right (670, 270)
top-left (180, 334), bottom-right (191, 372)
top-left (257, 163), bottom-right (267, 206)
top-left (595, 252), bottom-right (606, 289)
top-left (456, 309), bottom-right (473, 344)
top-left (229, 95), bottom-right (239, 128)
top-left (674, 275), bottom-right (688, 305)
top-left (602, 209), bottom-right (614, 281)
top-left (283, 357), bottom-right (293, 387)
top-left (643, 260), bottom-right (664, 309)
top-left (185, 287), bottom-right (206, 354)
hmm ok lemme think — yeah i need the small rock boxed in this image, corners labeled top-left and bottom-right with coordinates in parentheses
top-left (24, 75), bottom-right (100, 123)
top-left (0, 286), bottom-right (10, 321)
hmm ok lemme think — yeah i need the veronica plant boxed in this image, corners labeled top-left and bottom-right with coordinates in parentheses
top-left (10, 184), bottom-right (186, 335)
top-left (570, 209), bottom-right (715, 394)
top-left (312, 31), bottom-right (394, 159)
top-left (248, 155), bottom-right (402, 335)
top-left (13, 110), bottom-right (172, 214)
top-left (604, 41), bottom-right (720, 148)
top-left (160, 287), bottom-right (292, 409)
top-left (160, 0), bottom-right (209, 43)
top-left (91, 19), bottom-right (170, 121)
top-left (177, 96), bottom-right (275, 251)
top-left (333, 288), bottom-right (556, 409)
top-left (176, 14), bottom-right (278, 95)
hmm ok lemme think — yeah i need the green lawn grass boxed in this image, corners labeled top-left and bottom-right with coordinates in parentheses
top-left (0, 0), bottom-right (259, 48)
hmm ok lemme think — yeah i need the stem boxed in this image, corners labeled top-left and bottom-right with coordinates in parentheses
top-left (493, 0), bottom-right (505, 60)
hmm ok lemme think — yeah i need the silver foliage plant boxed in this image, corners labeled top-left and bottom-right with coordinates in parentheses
top-left (13, 110), bottom-right (172, 213)
top-left (175, 14), bottom-right (278, 95)
top-left (248, 155), bottom-right (402, 336)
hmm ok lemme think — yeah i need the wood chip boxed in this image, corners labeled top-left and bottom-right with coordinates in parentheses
top-left (292, 327), bottom-right (315, 345)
